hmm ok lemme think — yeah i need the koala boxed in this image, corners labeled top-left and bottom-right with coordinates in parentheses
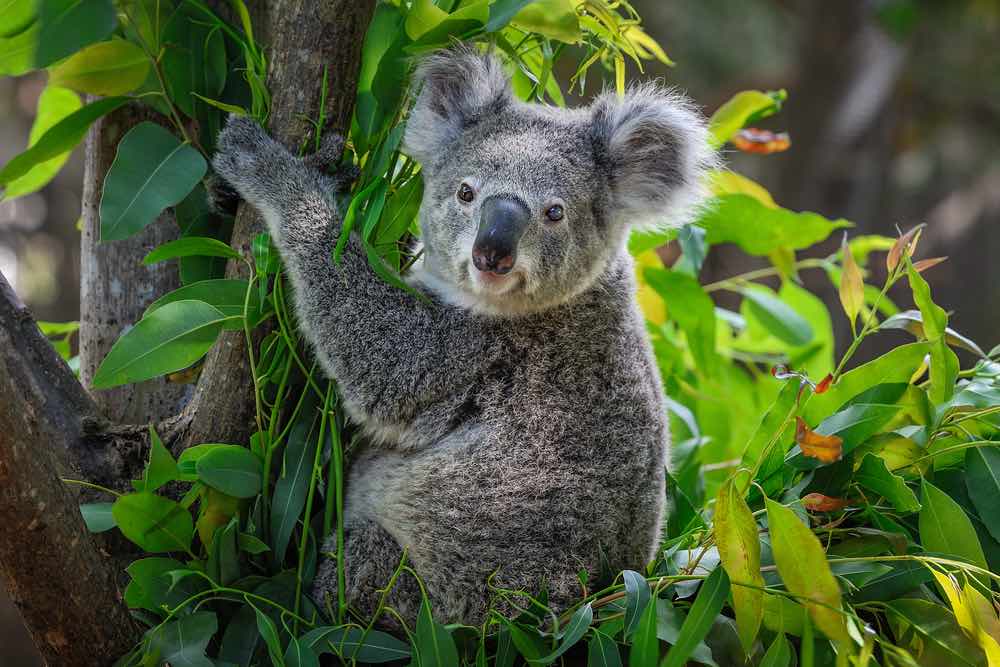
top-left (212, 47), bottom-right (714, 626)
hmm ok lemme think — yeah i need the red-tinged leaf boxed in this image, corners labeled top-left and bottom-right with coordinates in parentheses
top-left (795, 417), bottom-right (843, 463)
top-left (815, 374), bottom-right (833, 394)
top-left (886, 224), bottom-right (925, 272)
top-left (913, 256), bottom-right (948, 273)
top-left (802, 493), bottom-right (850, 513)
top-left (731, 128), bottom-right (791, 155)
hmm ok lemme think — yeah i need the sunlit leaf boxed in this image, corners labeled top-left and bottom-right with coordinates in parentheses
top-left (0, 96), bottom-right (128, 187)
top-left (887, 599), bottom-right (987, 667)
top-left (715, 479), bottom-right (764, 653)
top-left (838, 234), bottom-right (864, 328)
top-left (740, 285), bottom-right (814, 347)
top-left (48, 39), bottom-right (149, 95)
top-left (2, 83), bottom-right (81, 201)
top-left (887, 225), bottom-right (923, 272)
top-left (698, 195), bottom-right (851, 256)
top-left (511, 0), bottom-right (581, 43)
top-left (765, 498), bottom-right (849, 642)
top-left (707, 89), bottom-right (785, 148)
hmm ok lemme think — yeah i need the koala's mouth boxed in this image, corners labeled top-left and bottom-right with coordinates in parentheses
top-left (463, 260), bottom-right (526, 297)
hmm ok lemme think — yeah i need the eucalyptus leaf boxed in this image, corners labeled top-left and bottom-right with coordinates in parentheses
top-left (112, 492), bottom-right (194, 553)
top-left (100, 122), bottom-right (207, 241)
top-left (196, 446), bottom-right (262, 499)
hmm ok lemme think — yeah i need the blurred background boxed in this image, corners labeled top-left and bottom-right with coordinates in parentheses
top-left (1, 1), bottom-right (998, 663)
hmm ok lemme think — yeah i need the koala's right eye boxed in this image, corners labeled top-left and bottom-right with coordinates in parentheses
top-left (457, 183), bottom-right (476, 203)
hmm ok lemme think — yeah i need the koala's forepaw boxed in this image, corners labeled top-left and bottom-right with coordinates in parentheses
top-left (204, 172), bottom-right (240, 217)
top-left (304, 132), bottom-right (359, 192)
top-left (212, 115), bottom-right (285, 195)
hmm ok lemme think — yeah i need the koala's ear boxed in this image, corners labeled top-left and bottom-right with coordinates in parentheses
top-left (403, 47), bottom-right (513, 165)
top-left (590, 85), bottom-right (716, 230)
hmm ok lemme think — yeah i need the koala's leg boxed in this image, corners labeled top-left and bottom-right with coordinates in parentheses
top-left (212, 116), bottom-right (489, 437)
top-left (312, 520), bottom-right (423, 629)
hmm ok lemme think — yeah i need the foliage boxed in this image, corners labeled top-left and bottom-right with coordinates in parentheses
top-left (3, 1), bottom-right (1000, 666)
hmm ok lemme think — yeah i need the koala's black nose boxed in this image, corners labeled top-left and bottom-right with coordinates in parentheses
top-left (472, 195), bottom-right (530, 275)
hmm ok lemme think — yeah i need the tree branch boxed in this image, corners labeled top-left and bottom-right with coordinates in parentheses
top-left (0, 270), bottom-right (138, 665)
top-left (181, 0), bottom-right (376, 450)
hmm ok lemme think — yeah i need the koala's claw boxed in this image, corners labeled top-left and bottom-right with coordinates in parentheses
top-left (304, 132), bottom-right (346, 172)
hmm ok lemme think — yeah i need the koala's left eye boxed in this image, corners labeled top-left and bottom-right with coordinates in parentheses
top-left (545, 204), bottom-right (564, 222)
top-left (457, 183), bottom-right (476, 203)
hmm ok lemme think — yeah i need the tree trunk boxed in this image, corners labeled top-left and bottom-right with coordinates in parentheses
top-left (0, 272), bottom-right (138, 664)
top-left (79, 107), bottom-right (190, 425)
top-left (0, 1), bottom-right (375, 663)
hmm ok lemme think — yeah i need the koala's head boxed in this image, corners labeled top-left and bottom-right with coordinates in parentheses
top-left (404, 48), bottom-right (715, 316)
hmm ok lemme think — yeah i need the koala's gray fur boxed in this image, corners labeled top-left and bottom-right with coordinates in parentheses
top-left (212, 47), bottom-right (715, 626)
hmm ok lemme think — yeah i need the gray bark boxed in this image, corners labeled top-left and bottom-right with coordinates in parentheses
top-left (79, 107), bottom-right (190, 425)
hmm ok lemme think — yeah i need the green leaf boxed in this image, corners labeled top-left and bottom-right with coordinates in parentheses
top-left (238, 532), bottom-right (270, 554)
top-left (406, 0), bottom-right (491, 52)
top-left (802, 342), bottom-right (929, 424)
top-left (177, 443), bottom-right (228, 481)
top-left (124, 556), bottom-right (186, 612)
top-left (144, 236), bottom-right (242, 264)
top-left (715, 479), bottom-right (764, 653)
top-left (29, 0), bottom-right (117, 72)
top-left (0, 0), bottom-right (36, 39)
top-left (661, 567), bottom-right (729, 667)
top-left (79, 502), bottom-right (116, 532)
top-left (161, 5), bottom-right (227, 119)
top-left (628, 587), bottom-right (659, 667)
top-left (886, 599), bottom-right (987, 667)
top-left (206, 518), bottom-right (239, 587)
top-left (855, 453), bottom-right (920, 513)
top-left (254, 603), bottom-right (285, 667)
top-left (707, 90), bottom-right (785, 148)
top-left (908, 262), bottom-right (959, 404)
top-left (354, 3), bottom-right (407, 145)
top-left (759, 633), bottom-right (793, 667)
top-left (0, 96), bottom-right (128, 187)
top-left (765, 498), bottom-right (849, 642)
top-left (788, 401), bottom-right (902, 469)
top-left (148, 611), bottom-right (217, 667)
top-left (780, 281), bottom-right (835, 380)
top-left (698, 195), bottom-right (851, 256)
top-left (415, 598), bottom-right (459, 667)
top-left (92, 300), bottom-right (231, 388)
top-left (879, 309), bottom-right (987, 358)
top-left (919, 479), bottom-right (987, 570)
top-left (48, 39), bottom-right (149, 95)
top-left (645, 268), bottom-right (718, 375)
top-left (284, 637), bottom-right (320, 667)
top-left (740, 285), bottom-right (813, 347)
top-left (1, 83), bottom-right (81, 200)
top-left (270, 413), bottom-right (319, 561)
top-left (145, 279), bottom-right (256, 331)
top-left (534, 603), bottom-right (593, 664)
top-left (966, 447), bottom-right (1000, 543)
top-left (302, 625), bottom-right (412, 662)
top-left (196, 445), bottom-right (262, 498)
top-left (100, 122), bottom-right (207, 241)
top-left (134, 425), bottom-right (178, 493)
top-left (587, 629), bottom-right (622, 667)
top-left (487, 0), bottom-right (537, 32)
top-left (510, 0), bottom-right (582, 43)
top-left (623, 569), bottom-right (651, 639)
top-left (112, 492), bottom-right (194, 553)
top-left (405, 0), bottom-right (448, 40)
top-left (653, 601), bottom-right (716, 666)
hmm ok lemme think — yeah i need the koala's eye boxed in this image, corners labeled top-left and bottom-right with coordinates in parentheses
top-left (457, 183), bottom-right (476, 203)
top-left (545, 204), bottom-right (565, 222)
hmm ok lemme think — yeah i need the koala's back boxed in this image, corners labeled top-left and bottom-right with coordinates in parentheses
top-left (345, 253), bottom-right (668, 620)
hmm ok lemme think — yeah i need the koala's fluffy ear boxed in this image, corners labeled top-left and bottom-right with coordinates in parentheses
top-left (590, 85), bottom-right (716, 230)
top-left (404, 47), bottom-right (513, 165)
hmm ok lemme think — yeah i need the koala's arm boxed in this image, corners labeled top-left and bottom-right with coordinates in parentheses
top-left (212, 117), bottom-right (485, 433)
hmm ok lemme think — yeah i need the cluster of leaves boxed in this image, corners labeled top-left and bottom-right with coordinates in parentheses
top-left (4, 1), bottom-right (1000, 666)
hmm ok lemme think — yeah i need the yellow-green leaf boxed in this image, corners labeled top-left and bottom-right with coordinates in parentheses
top-left (2, 83), bottom-right (81, 200)
top-left (839, 234), bottom-right (864, 328)
top-left (716, 478), bottom-right (764, 653)
top-left (707, 90), bottom-right (785, 149)
top-left (48, 39), bottom-right (149, 96)
top-left (511, 0), bottom-right (582, 43)
top-left (709, 169), bottom-right (777, 208)
top-left (765, 498), bottom-right (849, 642)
